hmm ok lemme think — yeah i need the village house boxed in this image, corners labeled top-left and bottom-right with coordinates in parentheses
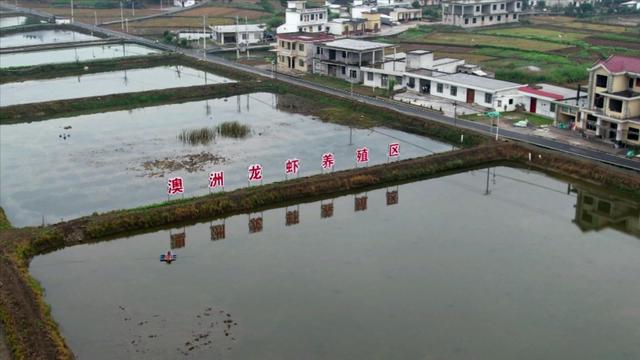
top-left (442, 0), bottom-right (522, 27)
top-left (210, 24), bottom-right (266, 45)
top-left (577, 55), bottom-right (640, 146)
top-left (378, 7), bottom-right (423, 22)
top-left (278, 0), bottom-right (328, 34)
top-left (362, 50), bottom-right (521, 109)
top-left (351, 6), bottom-right (382, 32)
top-left (276, 32), bottom-right (335, 73)
top-left (518, 83), bottom-right (583, 120)
top-left (313, 39), bottom-right (392, 83)
top-left (326, 18), bottom-right (367, 35)
top-left (174, 0), bottom-right (197, 7)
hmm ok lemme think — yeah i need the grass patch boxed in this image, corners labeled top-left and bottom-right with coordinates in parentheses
top-left (216, 121), bottom-right (251, 138)
top-left (179, 121), bottom-right (251, 145)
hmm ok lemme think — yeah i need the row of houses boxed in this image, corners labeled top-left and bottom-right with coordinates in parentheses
top-left (275, 34), bottom-right (640, 146)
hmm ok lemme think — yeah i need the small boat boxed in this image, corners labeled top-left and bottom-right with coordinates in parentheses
top-left (160, 251), bottom-right (177, 263)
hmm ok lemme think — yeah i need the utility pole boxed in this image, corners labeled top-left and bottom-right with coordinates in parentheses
top-left (94, 11), bottom-right (97, 25)
top-left (453, 101), bottom-right (457, 128)
top-left (203, 15), bottom-right (207, 60)
top-left (132, 1), bottom-right (135, 17)
top-left (235, 15), bottom-right (239, 59)
top-left (125, 18), bottom-right (129, 33)
top-left (120, 1), bottom-right (124, 31)
top-left (70, 0), bottom-right (74, 23)
top-left (245, 16), bottom-right (250, 58)
top-left (495, 111), bottom-right (500, 141)
top-left (160, 0), bottom-right (163, 10)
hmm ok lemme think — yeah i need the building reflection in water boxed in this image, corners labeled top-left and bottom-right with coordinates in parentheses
top-left (170, 228), bottom-right (186, 249)
top-left (321, 200), bottom-right (334, 219)
top-left (354, 193), bottom-right (368, 212)
top-left (572, 185), bottom-right (640, 238)
top-left (248, 213), bottom-right (264, 234)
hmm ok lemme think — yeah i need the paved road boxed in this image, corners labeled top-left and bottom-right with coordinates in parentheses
top-left (4, 3), bottom-right (640, 172)
top-left (100, 0), bottom-right (212, 25)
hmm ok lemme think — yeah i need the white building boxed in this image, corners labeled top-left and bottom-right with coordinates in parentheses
top-left (313, 39), bottom-right (393, 83)
top-left (518, 83), bottom-right (580, 119)
top-left (277, 1), bottom-right (329, 34)
top-left (377, 0), bottom-right (414, 7)
top-left (174, 0), bottom-right (197, 7)
top-left (442, 0), bottom-right (523, 28)
top-left (210, 24), bottom-right (266, 45)
top-left (362, 50), bottom-right (522, 109)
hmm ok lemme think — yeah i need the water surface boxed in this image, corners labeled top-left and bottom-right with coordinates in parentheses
top-left (0, 43), bottom-right (159, 68)
top-left (0, 65), bottom-right (233, 106)
top-left (0, 29), bottom-right (98, 48)
top-left (1, 93), bottom-right (449, 226)
top-left (30, 167), bottom-right (640, 359)
top-left (0, 16), bottom-right (27, 28)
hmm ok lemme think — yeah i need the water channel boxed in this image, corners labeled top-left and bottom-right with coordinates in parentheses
top-left (0, 43), bottom-right (159, 68)
top-left (0, 65), bottom-right (233, 106)
top-left (30, 167), bottom-right (640, 359)
top-left (0, 93), bottom-right (450, 226)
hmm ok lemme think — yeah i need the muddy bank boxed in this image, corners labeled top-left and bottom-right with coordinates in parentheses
top-left (0, 22), bottom-right (106, 38)
top-left (0, 52), bottom-right (254, 84)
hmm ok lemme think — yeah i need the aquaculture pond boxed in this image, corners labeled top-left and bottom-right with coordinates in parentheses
top-left (30, 167), bottom-right (640, 360)
top-left (0, 93), bottom-right (450, 226)
top-left (0, 43), bottom-right (159, 68)
top-left (0, 65), bottom-right (234, 106)
top-left (0, 16), bottom-right (27, 28)
top-left (0, 29), bottom-right (99, 48)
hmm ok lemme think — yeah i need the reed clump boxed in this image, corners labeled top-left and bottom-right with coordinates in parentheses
top-left (178, 127), bottom-right (217, 145)
top-left (216, 121), bottom-right (251, 139)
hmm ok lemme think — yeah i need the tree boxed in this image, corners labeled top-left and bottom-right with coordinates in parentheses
top-left (412, 0), bottom-right (421, 9)
top-left (535, 0), bottom-right (545, 10)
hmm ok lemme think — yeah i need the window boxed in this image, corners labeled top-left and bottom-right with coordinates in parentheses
top-left (317, 47), bottom-right (321, 55)
top-left (482, 16), bottom-right (485, 21)
top-left (517, 2), bottom-right (521, 8)
top-left (350, 70), bottom-right (358, 79)
top-left (476, 5), bottom-right (480, 11)
top-left (513, 14), bottom-right (517, 19)
top-left (609, 99), bottom-right (623, 112)
top-left (318, 26), bottom-right (322, 31)
top-left (628, 127), bottom-right (640, 141)
top-left (500, 4), bottom-right (505, 9)
top-left (465, 18), bottom-right (469, 25)
top-left (497, 15), bottom-right (501, 21)
top-left (299, 59), bottom-right (304, 67)
top-left (342, 51), bottom-right (347, 58)
top-left (550, 102), bottom-right (556, 112)
top-left (636, 78), bottom-right (640, 87)
top-left (437, 83), bottom-right (443, 93)
top-left (584, 196), bottom-right (594, 205)
top-left (299, 44), bottom-right (304, 51)
top-left (595, 74), bottom-right (608, 88)
top-left (629, 78), bottom-right (634, 89)
top-left (497, 100), bottom-right (502, 107)
top-left (408, 77), bottom-right (415, 88)
top-left (319, 13), bottom-right (323, 19)
top-left (492, 4), bottom-right (497, 10)
top-left (509, 98), bottom-right (514, 105)
top-left (450, 86), bottom-right (457, 96)
top-left (489, 16), bottom-right (493, 21)
top-left (341, 66), bottom-right (346, 75)
top-left (381, 74), bottom-right (388, 87)
top-left (395, 76), bottom-right (403, 85)
top-left (280, 41), bottom-right (284, 47)
top-left (597, 201), bottom-right (611, 214)
top-left (594, 94), bottom-right (604, 108)
top-left (581, 210), bottom-right (593, 224)
top-left (367, 72), bottom-right (374, 81)
top-left (485, 93), bottom-right (492, 104)
top-left (610, 122), bottom-right (617, 130)
top-left (473, 17), bottom-right (477, 24)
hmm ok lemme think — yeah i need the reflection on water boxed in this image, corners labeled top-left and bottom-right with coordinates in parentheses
top-left (30, 167), bottom-right (640, 360)
top-left (0, 43), bottom-right (159, 68)
top-left (1, 93), bottom-right (449, 226)
top-left (0, 29), bottom-right (98, 48)
top-left (0, 65), bottom-right (233, 106)
top-left (573, 185), bottom-right (640, 238)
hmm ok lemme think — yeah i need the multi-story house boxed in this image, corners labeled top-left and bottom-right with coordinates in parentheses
top-left (580, 55), bottom-right (640, 146)
top-left (276, 32), bottom-right (335, 73)
top-left (442, 0), bottom-right (523, 27)
top-left (313, 39), bottom-right (392, 83)
top-left (277, 1), bottom-right (329, 34)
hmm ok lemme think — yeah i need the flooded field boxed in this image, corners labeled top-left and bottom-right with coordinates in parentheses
top-left (0, 29), bottom-right (99, 48)
top-left (0, 93), bottom-right (449, 226)
top-left (30, 167), bottom-right (640, 359)
top-left (0, 65), bottom-right (234, 106)
top-left (0, 15), bottom-right (27, 28)
top-left (0, 43), bottom-right (159, 68)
